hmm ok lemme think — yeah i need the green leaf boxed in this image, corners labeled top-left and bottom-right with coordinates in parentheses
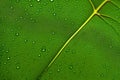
top-left (0, 0), bottom-right (120, 80)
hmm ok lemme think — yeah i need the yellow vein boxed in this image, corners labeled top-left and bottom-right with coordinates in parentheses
top-left (37, 1), bottom-right (109, 79)
top-left (48, 12), bottom-right (94, 67)
top-left (95, 0), bottom-right (109, 14)
top-left (46, 1), bottom-right (109, 69)
top-left (47, 0), bottom-right (109, 68)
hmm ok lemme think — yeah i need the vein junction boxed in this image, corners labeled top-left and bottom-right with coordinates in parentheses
top-left (38, 0), bottom-right (111, 79)
top-left (48, 0), bottom-right (109, 68)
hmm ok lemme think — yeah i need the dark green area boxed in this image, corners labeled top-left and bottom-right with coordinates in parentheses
top-left (0, 0), bottom-right (120, 80)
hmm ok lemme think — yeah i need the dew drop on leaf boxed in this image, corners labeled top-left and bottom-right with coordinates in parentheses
top-left (68, 65), bottom-right (73, 70)
top-left (52, 31), bottom-right (55, 35)
top-left (109, 45), bottom-right (113, 48)
top-left (24, 40), bottom-right (28, 43)
top-left (53, 13), bottom-right (56, 16)
top-left (20, 16), bottom-right (23, 19)
top-left (4, 62), bottom-right (7, 65)
top-left (16, 66), bottom-right (20, 69)
top-left (38, 54), bottom-right (41, 57)
top-left (32, 41), bottom-right (36, 44)
top-left (6, 50), bottom-right (9, 53)
top-left (30, 4), bottom-right (33, 7)
top-left (57, 69), bottom-right (60, 72)
top-left (98, 73), bottom-right (104, 77)
top-left (15, 33), bottom-right (19, 36)
top-left (65, 18), bottom-right (67, 21)
top-left (37, 0), bottom-right (40, 2)
top-left (43, 3), bottom-right (47, 6)
top-left (16, 0), bottom-right (20, 3)
top-left (41, 47), bottom-right (46, 52)
top-left (10, 6), bottom-right (14, 10)
top-left (7, 57), bottom-right (10, 60)
top-left (50, 0), bottom-right (54, 2)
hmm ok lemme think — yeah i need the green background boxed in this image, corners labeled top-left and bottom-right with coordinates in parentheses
top-left (0, 0), bottom-right (120, 80)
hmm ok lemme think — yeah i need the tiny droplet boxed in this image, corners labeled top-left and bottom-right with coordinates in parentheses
top-left (68, 65), bottom-right (73, 70)
top-left (50, 0), bottom-right (54, 2)
top-left (41, 47), bottom-right (46, 52)
top-left (16, 66), bottom-right (20, 69)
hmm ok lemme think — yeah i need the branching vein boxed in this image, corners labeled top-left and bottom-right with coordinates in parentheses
top-left (37, 0), bottom-right (110, 79)
top-left (98, 14), bottom-right (120, 37)
top-left (99, 14), bottom-right (120, 24)
top-left (47, 0), bottom-right (109, 70)
top-left (110, 0), bottom-right (120, 9)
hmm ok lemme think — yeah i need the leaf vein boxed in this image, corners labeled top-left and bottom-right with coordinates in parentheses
top-left (37, 0), bottom-right (109, 79)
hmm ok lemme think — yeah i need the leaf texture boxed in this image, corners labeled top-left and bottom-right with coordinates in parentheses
top-left (0, 0), bottom-right (120, 80)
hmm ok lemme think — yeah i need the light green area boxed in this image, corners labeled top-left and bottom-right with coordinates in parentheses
top-left (0, 0), bottom-right (120, 80)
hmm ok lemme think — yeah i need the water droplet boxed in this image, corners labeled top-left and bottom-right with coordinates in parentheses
top-left (41, 47), bottom-right (46, 52)
top-left (65, 18), bottom-right (67, 21)
top-left (99, 73), bottom-right (104, 77)
top-left (20, 16), bottom-right (23, 19)
top-left (7, 57), bottom-right (10, 60)
top-left (6, 50), bottom-right (9, 53)
top-left (16, 66), bottom-right (20, 69)
top-left (52, 31), bottom-right (55, 35)
top-left (24, 40), bottom-right (28, 43)
top-left (25, 8), bottom-right (28, 11)
top-left (10, 6), bottom-right (14, 10)
top-left (37, 0), bottom-right (40, 2)
top-left (16, 18), bottom-right (18, 21)
top-left (15, 33), bottom-right (19, 36)
top-left (4, 62), bottom-right (7, 65)
top-left (57, 69), bottom-right (60, 72)
top-left (53, 13), bottom-right (56, 16)
top-left (43, 3), bottom-right (47, 6)
top-left (68, 65), bottom-right (73, 70)
top-left (38, 54), bottom-right (41, 57)
top-left (30, 17), bottom-right (33, 20)
top-left (50, 0), bottom-right (54, 2)
top-left (30, 4), bottom-right (33, 7)
top-left (16, 0), bottom-right (20, 3)
top-left (32, 41), bottom-right (36, 44)
top-left (109, 45), bottom-right (113, 48)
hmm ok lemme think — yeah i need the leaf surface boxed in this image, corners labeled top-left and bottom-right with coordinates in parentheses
top-left (0, 0), bottom-right (120, 80)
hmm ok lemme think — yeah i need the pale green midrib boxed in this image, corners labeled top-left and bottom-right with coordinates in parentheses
top-left (47, 0), bottom-right (108, 68)
top-left (38, 0), bottom-right (108, 79)
top-left (47, 13), bottom-right (95, 67)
